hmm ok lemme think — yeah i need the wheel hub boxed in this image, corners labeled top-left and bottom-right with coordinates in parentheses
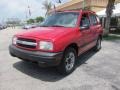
top-left (65, 52), bottom-right (75, 71)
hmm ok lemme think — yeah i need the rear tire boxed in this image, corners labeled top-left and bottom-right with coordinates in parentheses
top-left (57, 47), bottom-right (77, 75)
top-left (93, 37), bottom-right (101, 51)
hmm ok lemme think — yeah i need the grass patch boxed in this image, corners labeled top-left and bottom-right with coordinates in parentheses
top-left (103, 35), bottom-right (120, 40)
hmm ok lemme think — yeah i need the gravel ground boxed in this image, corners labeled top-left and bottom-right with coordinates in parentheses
top-left (0, 28), bottom-right (120, 90)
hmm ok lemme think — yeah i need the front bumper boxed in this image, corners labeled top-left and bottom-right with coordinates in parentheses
top-left (9, 45), bottom-right (63, 67)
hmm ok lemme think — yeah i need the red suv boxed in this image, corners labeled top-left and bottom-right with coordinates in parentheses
top-left (9, 10), bottom-right (103, 75)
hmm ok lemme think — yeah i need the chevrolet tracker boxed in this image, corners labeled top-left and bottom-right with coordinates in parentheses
top-left (9, 10), bottom-right (103, 75)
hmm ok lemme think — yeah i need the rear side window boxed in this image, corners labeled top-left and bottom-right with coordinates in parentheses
top-left (89, 14), bottom-right (98, 25)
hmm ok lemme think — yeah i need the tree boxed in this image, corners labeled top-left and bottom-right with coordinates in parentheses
top-left (105, 0), bottom-right (115, 36)
top-left (35, 16), bottom-right (44, 23)
top-left (43, 0), bottom-right (52, 16)
top-left (58, 0), bottom-right (61, 3)
top-left (27, 19), bottom-right (35, 24)
top-left (53, 0), bottom-right (62, 3)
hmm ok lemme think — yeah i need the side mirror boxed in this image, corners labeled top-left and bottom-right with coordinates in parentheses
top-left (80, 24), bottom-right (89, 30)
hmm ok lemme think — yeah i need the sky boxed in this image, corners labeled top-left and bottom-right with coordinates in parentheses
top-left (0, 0), bottom-right (69, 22)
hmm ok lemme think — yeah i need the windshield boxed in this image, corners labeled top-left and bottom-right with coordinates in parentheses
top-left (41, 12), bottom-right (79, 27)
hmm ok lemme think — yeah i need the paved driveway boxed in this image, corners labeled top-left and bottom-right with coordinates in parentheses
top-left (0, 28), bottom-right (120, 90)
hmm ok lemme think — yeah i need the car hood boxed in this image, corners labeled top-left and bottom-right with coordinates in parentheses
top-left (17, 27), bottom-right (75, 40)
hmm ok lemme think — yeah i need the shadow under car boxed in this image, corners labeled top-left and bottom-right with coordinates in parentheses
top-left (13, 49), bottom-right (97, 82)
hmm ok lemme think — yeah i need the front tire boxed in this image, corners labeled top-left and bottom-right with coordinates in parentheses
top-left (57, 47), bottom-right (77, 75)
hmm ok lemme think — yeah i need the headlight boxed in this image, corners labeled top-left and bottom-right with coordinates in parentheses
top-left (39, 41), bottom-right (53, 51)
top-left (12, 36), bottom-right (17, 45)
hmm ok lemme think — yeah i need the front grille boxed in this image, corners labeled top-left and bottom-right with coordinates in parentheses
top-left (16, 38), bottom-right (37, 49)
top-left (18, 38), bottom-right (36, 42)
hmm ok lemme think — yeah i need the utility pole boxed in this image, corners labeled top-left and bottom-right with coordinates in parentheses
top-left (28, 6), bottom-right (31, 17)
top-left (53, 4), bottom-right (56, 13)
top-left (25, 0), bottom-right (31, 23)
top-left (53, 0), bottom-right (62, 13)
top-left (27, 0), bottom-right (31, 19)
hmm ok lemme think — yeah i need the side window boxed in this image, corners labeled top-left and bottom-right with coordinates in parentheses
top-left (89, 14), bottom-right (98, 25)
top-left (80, 13), bottom-right (90, 27)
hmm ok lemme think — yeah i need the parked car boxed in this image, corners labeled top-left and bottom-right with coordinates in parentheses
top-left (9, 10), bottom-right (103, 75)
top-left (0, 24), bottom-right (7, 30)
top-left (22, 24), bottom-right (37, 29)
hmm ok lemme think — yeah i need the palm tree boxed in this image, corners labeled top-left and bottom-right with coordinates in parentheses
top-left (105, 0), bottom-right (115, 36)
top-left (58, 0), bottom-right (61, 3)
top-left (43, 0), bottom-right (52, 16)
